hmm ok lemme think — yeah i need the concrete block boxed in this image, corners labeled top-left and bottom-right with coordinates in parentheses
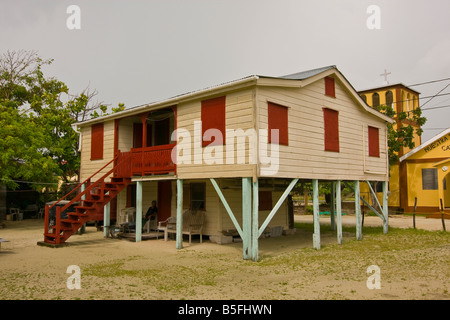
top-left (209, 234), bottom-right (233, 245)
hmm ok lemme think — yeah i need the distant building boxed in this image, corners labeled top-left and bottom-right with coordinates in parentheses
top-left (358, 83), bottom-right (422, 212)
top-left (399, 128), bottom-right (450, 213)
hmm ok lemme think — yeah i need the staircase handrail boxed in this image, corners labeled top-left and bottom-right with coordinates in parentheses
top-left (47, 155), bottom-right (118, 211)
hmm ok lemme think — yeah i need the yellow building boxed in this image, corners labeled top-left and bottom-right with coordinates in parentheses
top-left (358, 83), bottom-right (422, 212)
top-left (399, 128), bottom-right (450, 213)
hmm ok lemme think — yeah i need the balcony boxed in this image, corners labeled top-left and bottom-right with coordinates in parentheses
top-left (115, 144), bottom-right (175, 178)
top-left (115, 107), bottom-right (176, 178)
top-left (130, 144), bottom-right (176, 176)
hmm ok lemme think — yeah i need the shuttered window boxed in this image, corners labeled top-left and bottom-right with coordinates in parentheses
top-left (268, 102), bottom-right (289, 145)
top-left (323, 108), bottom-right (339, 152)
top-left (368, 126), bottom-right (380, 157)
top-left (422, 169), bottom-right (438, 190)
top-left (258, 191), bottom-right (273, 210)
top-left (201, 96), bottom-right (226, 147)
top-left (190, 182), bottom-right (206, 210)
top-left (325, 76), bottom-right (336, 98)
top-left (91, 123), bottom-right (104, 160)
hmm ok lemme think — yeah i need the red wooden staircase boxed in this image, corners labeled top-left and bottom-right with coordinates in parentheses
top-left (40, 152), bottom-right (132, 246)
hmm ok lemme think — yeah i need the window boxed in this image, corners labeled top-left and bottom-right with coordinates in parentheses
top-left (325, 76), bottom-right (335, 98)
top-left (323, 108), bottom-right (339, 152)
top-left (190, 182), bottom-right (206, 210)
top-left (258, 191), bottom-right (273, 210)
top-left (268, 102), bottom-right (289, 145)
top-left (126, 184), bottom-right (136, 208)
top-left (372, 93), bottom-right (380, 108)
top-left (368, 126), bottom-right (380, 157)
top-left (91, 123), bottom-right (104, 160)
top-left (201, 96), bottom-right (226, 147)
top-left (422, 168), bottom-right (438, 190)
top-left (385, 91), bottom-right (393, 108)
top-left (360, 94), bottom-right (367, 103)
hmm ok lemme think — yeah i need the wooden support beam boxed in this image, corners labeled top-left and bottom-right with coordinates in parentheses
top-left (355, 181), bottom-right (362, 241)
top-left (176, 179), bottom-right (183, 249)
top-left (252, 179), bottom-right (259, 262)
top-left (135, 181), bottom-right (143, 242)
top-left (382, 181), bottom-right (389, 234)
top-left (343, 181), bottom-right (385, 222)
top-left (210, 178), bottom-right (244, 239)
top-left (312, 179), bottom-right (320, 250)
top-left (330, 181), bottom-right (336, 231)
top-left (336, 180), bottom-right (343, 244)
top-left (366, 181), bottom-right (383, 213)
top-left (258, 178), bottom-right (299, 237)
top-left (242, 177), bottom-right (252, 260)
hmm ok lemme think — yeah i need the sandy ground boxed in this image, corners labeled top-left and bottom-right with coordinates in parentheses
top-left (0, 214), bottom-right (448, 300)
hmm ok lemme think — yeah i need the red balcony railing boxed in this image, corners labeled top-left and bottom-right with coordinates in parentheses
top-left (129, 144), bottom-right (176, 176)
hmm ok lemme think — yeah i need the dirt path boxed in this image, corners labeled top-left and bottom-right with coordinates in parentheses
top-left (0, 216), bottom-right (448, 300)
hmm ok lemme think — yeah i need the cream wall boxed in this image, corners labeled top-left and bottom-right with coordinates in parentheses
top-left (175, 89), bottom-right (257, 179)
top-left (79, 120), bottom-right (115, 182)
top-left (257, 77), bottom-right (389, 182)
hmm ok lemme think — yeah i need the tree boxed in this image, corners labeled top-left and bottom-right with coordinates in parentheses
top-left (0, 50), bottom-right (122, 191)
top-left (377, 104), bottom-right (427, 165)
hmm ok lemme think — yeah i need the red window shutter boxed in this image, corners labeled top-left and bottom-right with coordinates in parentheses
top-left (268, 102), bottom-right (289, 145)
top-left (258, 191), bottom-right (273, 210)
top-left (201, 96), bottom-right (226, 147)
top-left (368, 126), bottom-right (380, 157)
top-left (323, 108), bottom-right (339, 152)
top-left (91, 123), bottom-right (104, 160)
top-left (325, 76), bottom-right (336, 98)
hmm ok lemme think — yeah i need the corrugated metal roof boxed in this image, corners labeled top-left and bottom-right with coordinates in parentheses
top-left (279, 65), bottom-right (336, 80)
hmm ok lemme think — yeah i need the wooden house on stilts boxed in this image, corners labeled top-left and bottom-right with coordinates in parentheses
top-left (40, 66), bottom-right (394, 261)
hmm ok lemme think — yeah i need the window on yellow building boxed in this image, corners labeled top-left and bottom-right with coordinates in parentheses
top-left (372, 93), bottom-right (380, 108)
top-left (422, 168), bottom-right (438, 190)
top-left (385, 91), bottom-right (393, 108)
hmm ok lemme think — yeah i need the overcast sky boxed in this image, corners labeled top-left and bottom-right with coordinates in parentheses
top-left (1, 0), bottom-right (449, 141)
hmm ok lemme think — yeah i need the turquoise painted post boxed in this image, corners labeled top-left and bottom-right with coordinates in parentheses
top-left (355, 181), bottom-right (362, 240)
top-left (382, 181), bottom-right (389, 234)
top-left (252, 179), bottom-right (259, 262)
top-left (81, 183), bottom-right (86, 200)
top-left (103, 201), bottom-right (110, 238)
top-left (242, 177), bottom-right (252, 260)
top-left (80, 183), bottom-right (87, 233)
top-left (336, 180), bottom-right (343, 244)
top-left (176, 179), bottom-right (184, 249)
top-left (258, 178), bottom-right (299, 237)
top-left (210, 178), bottom-right (243, 238)
top-left (330, 181), bottom-right (336, 231)
top-left (312, 179), bottom-right (320, 250)
top-left (136, 181), bottom-right (143, 242)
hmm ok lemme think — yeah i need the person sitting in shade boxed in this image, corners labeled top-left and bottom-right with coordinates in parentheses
top-left (143, 200), bottom-right (158, 232)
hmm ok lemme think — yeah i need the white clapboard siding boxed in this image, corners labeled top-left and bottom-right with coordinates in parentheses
top-left (80, 120), bottom-right (115, 182)
top-left (256, 77), bottom-right (388, 181)
top-left (176, 89), bottom-right (257, 179)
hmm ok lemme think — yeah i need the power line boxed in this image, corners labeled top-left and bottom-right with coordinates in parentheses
top-left (420, 81), bottom-right (450, 108)
top-left (407, 77), bottom-right (450, 87)
top-left (421, 104), bottom-right (450, 111)
top-left (0, 178), bottom-right (78, 185)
